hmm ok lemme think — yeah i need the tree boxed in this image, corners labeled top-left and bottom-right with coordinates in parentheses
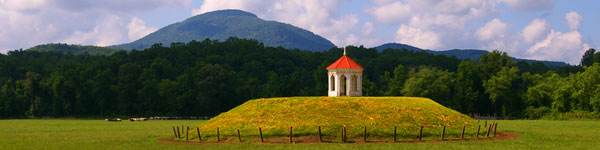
top-left (483, 66), bottom-right (519, 114)
top-left (22, 71), bottom-right (42, 117)
top-left (401, 66), bottom-right (454, 106)
top-left (158, 79), bottom-right (178, 115)
top-left (454, 60), bottom-right (481, 113)
top-left (523, 73), bottom-right (550, 108)
top-left (571, 63), bottom-right (600, 111)
top-left (581, 48), bottom-right (596, 66)
top-left (117, 63), bottom-right (142, 115)
top-left (479, 50), bottom-right (514, 78)
top-left (313, 62), bottom-right (329, 96)
top-left (264, 72), bottom-right (283, 97)
top-left (0, 79), bottom-right (24, 117)
top-left (192, 64), bottom-right (236, 115)
top-left (137, 58), bottom-right (175, 115)
top-left (362, 77), bottom-right (378, 96)
top-left (386, 64), bottom-right (407, 96)
top-left (92, 69), bottom-right (116, 116)
top-left (378, 71), bottom-right (391, 95)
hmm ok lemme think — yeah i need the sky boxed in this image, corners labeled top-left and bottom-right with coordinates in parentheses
top-left (0, 0), bottom-right (598, 64)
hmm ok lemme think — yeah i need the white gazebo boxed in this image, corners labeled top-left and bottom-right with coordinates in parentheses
top-left (326, 47), bottom-right (363, 97)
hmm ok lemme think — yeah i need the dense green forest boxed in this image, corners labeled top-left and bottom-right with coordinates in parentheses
top-left (0, 38), bottom-right (598, 119)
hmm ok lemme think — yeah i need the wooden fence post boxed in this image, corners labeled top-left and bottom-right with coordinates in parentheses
top-left (318, 126), bottom-right (322, 143)
top-left (461, 125), bottom-right (465, 139)
top-left (176, 126), bottom-right (181, 139)
top-left (363, 126), bottom-right (367, 142)
top-left (393, 126), bottom-right (397, 142)
top-left (217, 127), bottom-right (220, 142)
top-left (186, 126), bottom-right (189, 141)
top-left (487, 125), bottom-right (491, 138)
top-left (340, 127), bottom-right (344, 142)
top-left (484, 120), bottom-right (487, 128)
top-left (441, 126), bottom-right (446, 140)
top-left (343, 127), bottom-right (347, 142)
top-left (289, 126), bottom-right (293, 143)
top-left (418, 126), bottom-right (423, 141)
top-left (197, 127), bottom-right (202, 142)
top-left (494, 122), bottom-right (498, 137)
top-left (237, 129), bottom-right (241, 142)
top-left (259, 127), bottom-right (264, 143)
top-left (172, 126), bottom-right (177, 138)
top-left (476, 125), bottom-right (481, 138)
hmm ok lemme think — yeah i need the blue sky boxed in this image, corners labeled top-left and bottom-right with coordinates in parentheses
top-left (0, 0), bottom-right (598, 64)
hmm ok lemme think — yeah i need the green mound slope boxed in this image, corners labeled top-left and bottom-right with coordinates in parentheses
top-left (196, 97), bottom-right (477, 138)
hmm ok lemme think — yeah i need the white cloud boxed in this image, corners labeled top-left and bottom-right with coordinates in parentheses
top-left (527, 30), bottom-right (585, 64)
top-left (191, 0), bottom-right (263, 16)
top-left (127, 17), bottom-right (158, 41)
top-left (63, 15), bottom-right (126, 46)
top-left (192, 0), bottom-right (370, 47)
top-left (521, 19), bottom-right (550, 43)
top-left (51, 0), bottom-right (191, 13)
top-left (565, 11), bottom-right (582, 31)
top-left (367, 0), bottom-right (500, 50)
top-left (365, 1), bottom-right (412, 24)
top-left (362, 22), bottom-right (375, 35)
top-left (475, 18), bottom-right (508, 41)
top-left (395, 25), bottom-right (441, 49)
top-left (474, 18), bottom-right (521, 54)
top-left (523, 12), bottom-right (588, 64)
top-left (499, 0), bottom-right (555, 12)
top-left (0, 0), bottom-right (190, 50)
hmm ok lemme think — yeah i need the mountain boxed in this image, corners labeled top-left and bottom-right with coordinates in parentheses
top-left (26, 43), bottom-right (122, 55)
top-left (374, 43), bottom-right (569, 67)
top-left (112, 9), bottom-right (335, 51)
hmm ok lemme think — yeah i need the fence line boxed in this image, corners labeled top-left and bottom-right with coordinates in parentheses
top-left (172, 123), bottom-right (500, 144)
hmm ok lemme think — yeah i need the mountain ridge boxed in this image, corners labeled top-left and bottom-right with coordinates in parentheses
top-left (22, 9), bottom-right (570, 66)
top-left (111, 9), bottom-right (336, 51)
top-left (374, 43), bottom-right (569, 67)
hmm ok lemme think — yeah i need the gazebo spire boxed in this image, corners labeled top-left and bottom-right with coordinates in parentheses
top-left (343, 47), bottom-right (347, 56)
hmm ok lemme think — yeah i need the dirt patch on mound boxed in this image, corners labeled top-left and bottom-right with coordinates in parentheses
top-left (155, 132), bottom-right (518, 145)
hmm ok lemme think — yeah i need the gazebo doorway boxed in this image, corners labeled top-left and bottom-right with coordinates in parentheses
top-left (340, 75), bottom-right (347, 96)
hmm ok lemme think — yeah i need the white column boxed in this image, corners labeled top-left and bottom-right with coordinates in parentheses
top-left (346, 73), bottom-right (351, 96)
top-left (335, 74), bottom-right (340, 96)
top-left (328, 73), bottom-right (332, 92)
top-left (358, 74), bottom-right (363, 96)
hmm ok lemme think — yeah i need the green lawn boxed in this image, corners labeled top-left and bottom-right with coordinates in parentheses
top-left (0, 119), bottom-right (598, 149)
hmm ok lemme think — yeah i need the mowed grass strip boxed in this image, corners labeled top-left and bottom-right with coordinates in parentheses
top-left (195, 97), bottom-right (477, 139)
top-left (0, 120), bottom-right (600, 149)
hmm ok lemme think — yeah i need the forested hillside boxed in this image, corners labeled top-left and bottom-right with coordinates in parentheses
top-left (112, 9), bottom-right (335, 51)
top-left (27, 43), bottom-right (121, 55)
top-left (0, 38), bottom-right (598, 118)
top-left (375, 43), bottom-right (569, 67)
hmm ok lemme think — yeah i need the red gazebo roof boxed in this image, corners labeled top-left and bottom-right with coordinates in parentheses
top-left (326, 56), bottom-right (363, 70)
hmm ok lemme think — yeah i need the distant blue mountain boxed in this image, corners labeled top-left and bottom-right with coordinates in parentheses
top-left (112, 9), bottom-right (335, 51)
top-left (374, 43), bottom-right (569, 67)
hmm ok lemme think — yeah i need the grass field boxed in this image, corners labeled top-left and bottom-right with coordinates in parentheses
top-left (1, 119), bottom-right (599, 149)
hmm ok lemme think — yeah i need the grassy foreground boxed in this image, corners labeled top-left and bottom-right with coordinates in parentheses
top-left (196, 97), bottom-right (476, 138)
top-left (0, 119), bottom-right (599, 149)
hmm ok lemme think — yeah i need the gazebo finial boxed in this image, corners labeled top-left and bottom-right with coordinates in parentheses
top-left (343, 47), bottom-right (347, 56)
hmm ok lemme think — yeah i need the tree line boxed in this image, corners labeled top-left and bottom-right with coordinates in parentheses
top-left (0, 37), bottom-right (598, 118)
